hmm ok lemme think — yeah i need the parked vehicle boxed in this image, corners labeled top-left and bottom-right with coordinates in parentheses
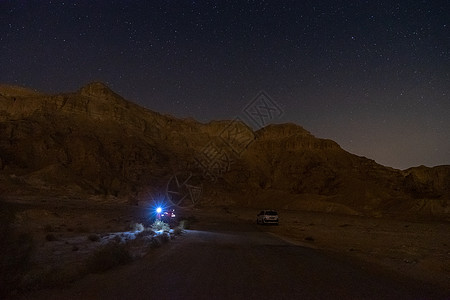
top-left (161, 208), bottom-right (176, 222)
top-left (257, 210), bottom-right (279, 225)
top-left (161, 208), bottom-right (176, 219)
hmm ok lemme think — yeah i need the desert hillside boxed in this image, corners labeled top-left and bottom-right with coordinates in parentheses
top-left (0, 83), bottom-right (449, 216)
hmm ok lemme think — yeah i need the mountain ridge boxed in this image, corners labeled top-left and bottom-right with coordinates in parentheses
top-left (0, 83), bottom-right (448, 217)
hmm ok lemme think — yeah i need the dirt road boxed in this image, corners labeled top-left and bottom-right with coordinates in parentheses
top-left (19, 211), bottom-right (449, 300)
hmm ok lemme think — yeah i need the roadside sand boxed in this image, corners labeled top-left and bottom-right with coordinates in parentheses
top-left (3, 199), bottom-right (449, 295)
top-left (233, 208), bottom-right (450, 290)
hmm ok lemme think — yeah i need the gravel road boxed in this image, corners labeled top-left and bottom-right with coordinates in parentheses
top-left (19, 210), bottom-right (449, 300)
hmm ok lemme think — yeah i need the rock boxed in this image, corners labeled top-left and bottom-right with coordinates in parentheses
top-left (0, 82), bottom-right (448, 216)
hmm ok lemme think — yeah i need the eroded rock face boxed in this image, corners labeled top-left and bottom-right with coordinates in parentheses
top-left (78, 82), bottom-right (120, 98)
top-left (0, 83), bottom-right (178, 200)
top-left (403, 166), bottom-right (450, 199)
top-left (0, 84), bottom-right (43, 97)
top-left (0, 83), bottom-right (448, 214)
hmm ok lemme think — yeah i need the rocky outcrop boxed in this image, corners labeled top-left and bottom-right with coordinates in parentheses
top-left (403, 165), bottom-right (450, 199)
top-left (0, 83), bottom-right (448, 215)
top-left (0, 84), bottom-right (43, 98)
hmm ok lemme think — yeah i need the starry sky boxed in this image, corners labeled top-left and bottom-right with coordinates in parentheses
top-left (1, 1), bottom-right (449, 169)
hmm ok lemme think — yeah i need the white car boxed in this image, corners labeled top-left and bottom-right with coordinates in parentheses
top-left (257, 210), bottom-right (279, 225)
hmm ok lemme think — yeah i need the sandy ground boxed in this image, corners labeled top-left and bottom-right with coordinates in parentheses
top-left (231, 208), bottom-right (450, 290)
top-left (2, 198), bottom-right (450, 295)
top-left (15, 214), bottom-right (448, 300)
top-left (1, 197), bottom-right (178, 296)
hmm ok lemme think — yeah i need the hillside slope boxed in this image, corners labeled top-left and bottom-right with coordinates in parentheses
top-left (0, 83), bottom-right (448, 216)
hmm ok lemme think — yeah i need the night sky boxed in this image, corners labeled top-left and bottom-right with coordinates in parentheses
top-left (1, 1), bottom-right (449, 169)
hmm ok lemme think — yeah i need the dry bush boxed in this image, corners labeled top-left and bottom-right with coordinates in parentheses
top-left (136, 228), bottom-right (155, 239)
top-left (87, 234), bottom-right (100, 242)
top-left (178, 220), bottom-right (187, 229)
top-left (178, 216), bottom-right (197, 229)
top-left (113, 235), bottom-right (123, 243)
top-left (151, 220), bottom-right (170, 232)
top-left (173, 227), bottom-right (183, 235)
top-left (86, 242), bottom-right (132, 273)
top-left (131, 223), bottom-right (144, 232)
top-left (160, 232), bottom-right (170, 243)
top-left (150, 236), bottom-right (162, 248)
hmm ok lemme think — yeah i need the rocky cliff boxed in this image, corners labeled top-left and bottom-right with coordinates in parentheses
top-left (0, 83), bottom-right (448, 216)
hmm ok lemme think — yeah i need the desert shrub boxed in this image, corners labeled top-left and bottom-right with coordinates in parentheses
top-left (86, 242), bottom-right (132, 273)
top-left (160, 232), bottom-right (170, 243)
top-left (131, 223), bottom-right (144, 232)
top-left (87, 234), bottom-right (100, 242)
top-left (45, 233), bottom-right (57, 241)
top-left (136, 228), bottom-right (154, 239)
top-left (113, 235), bottom-right (123, 243)
top-left (173, 227), bottom-right (183, 235)
top-left (178, 216), bottom-right (197, 229)
top-left (151, 220), bottom-right (170, 232)
top-left (178, 220), bottom-right (186, 229)
top-left (150, 236), bottom-right (162, 248)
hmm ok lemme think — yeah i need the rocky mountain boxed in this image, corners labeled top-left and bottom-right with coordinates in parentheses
top-left (0, 82), bottom-right (449, 216)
